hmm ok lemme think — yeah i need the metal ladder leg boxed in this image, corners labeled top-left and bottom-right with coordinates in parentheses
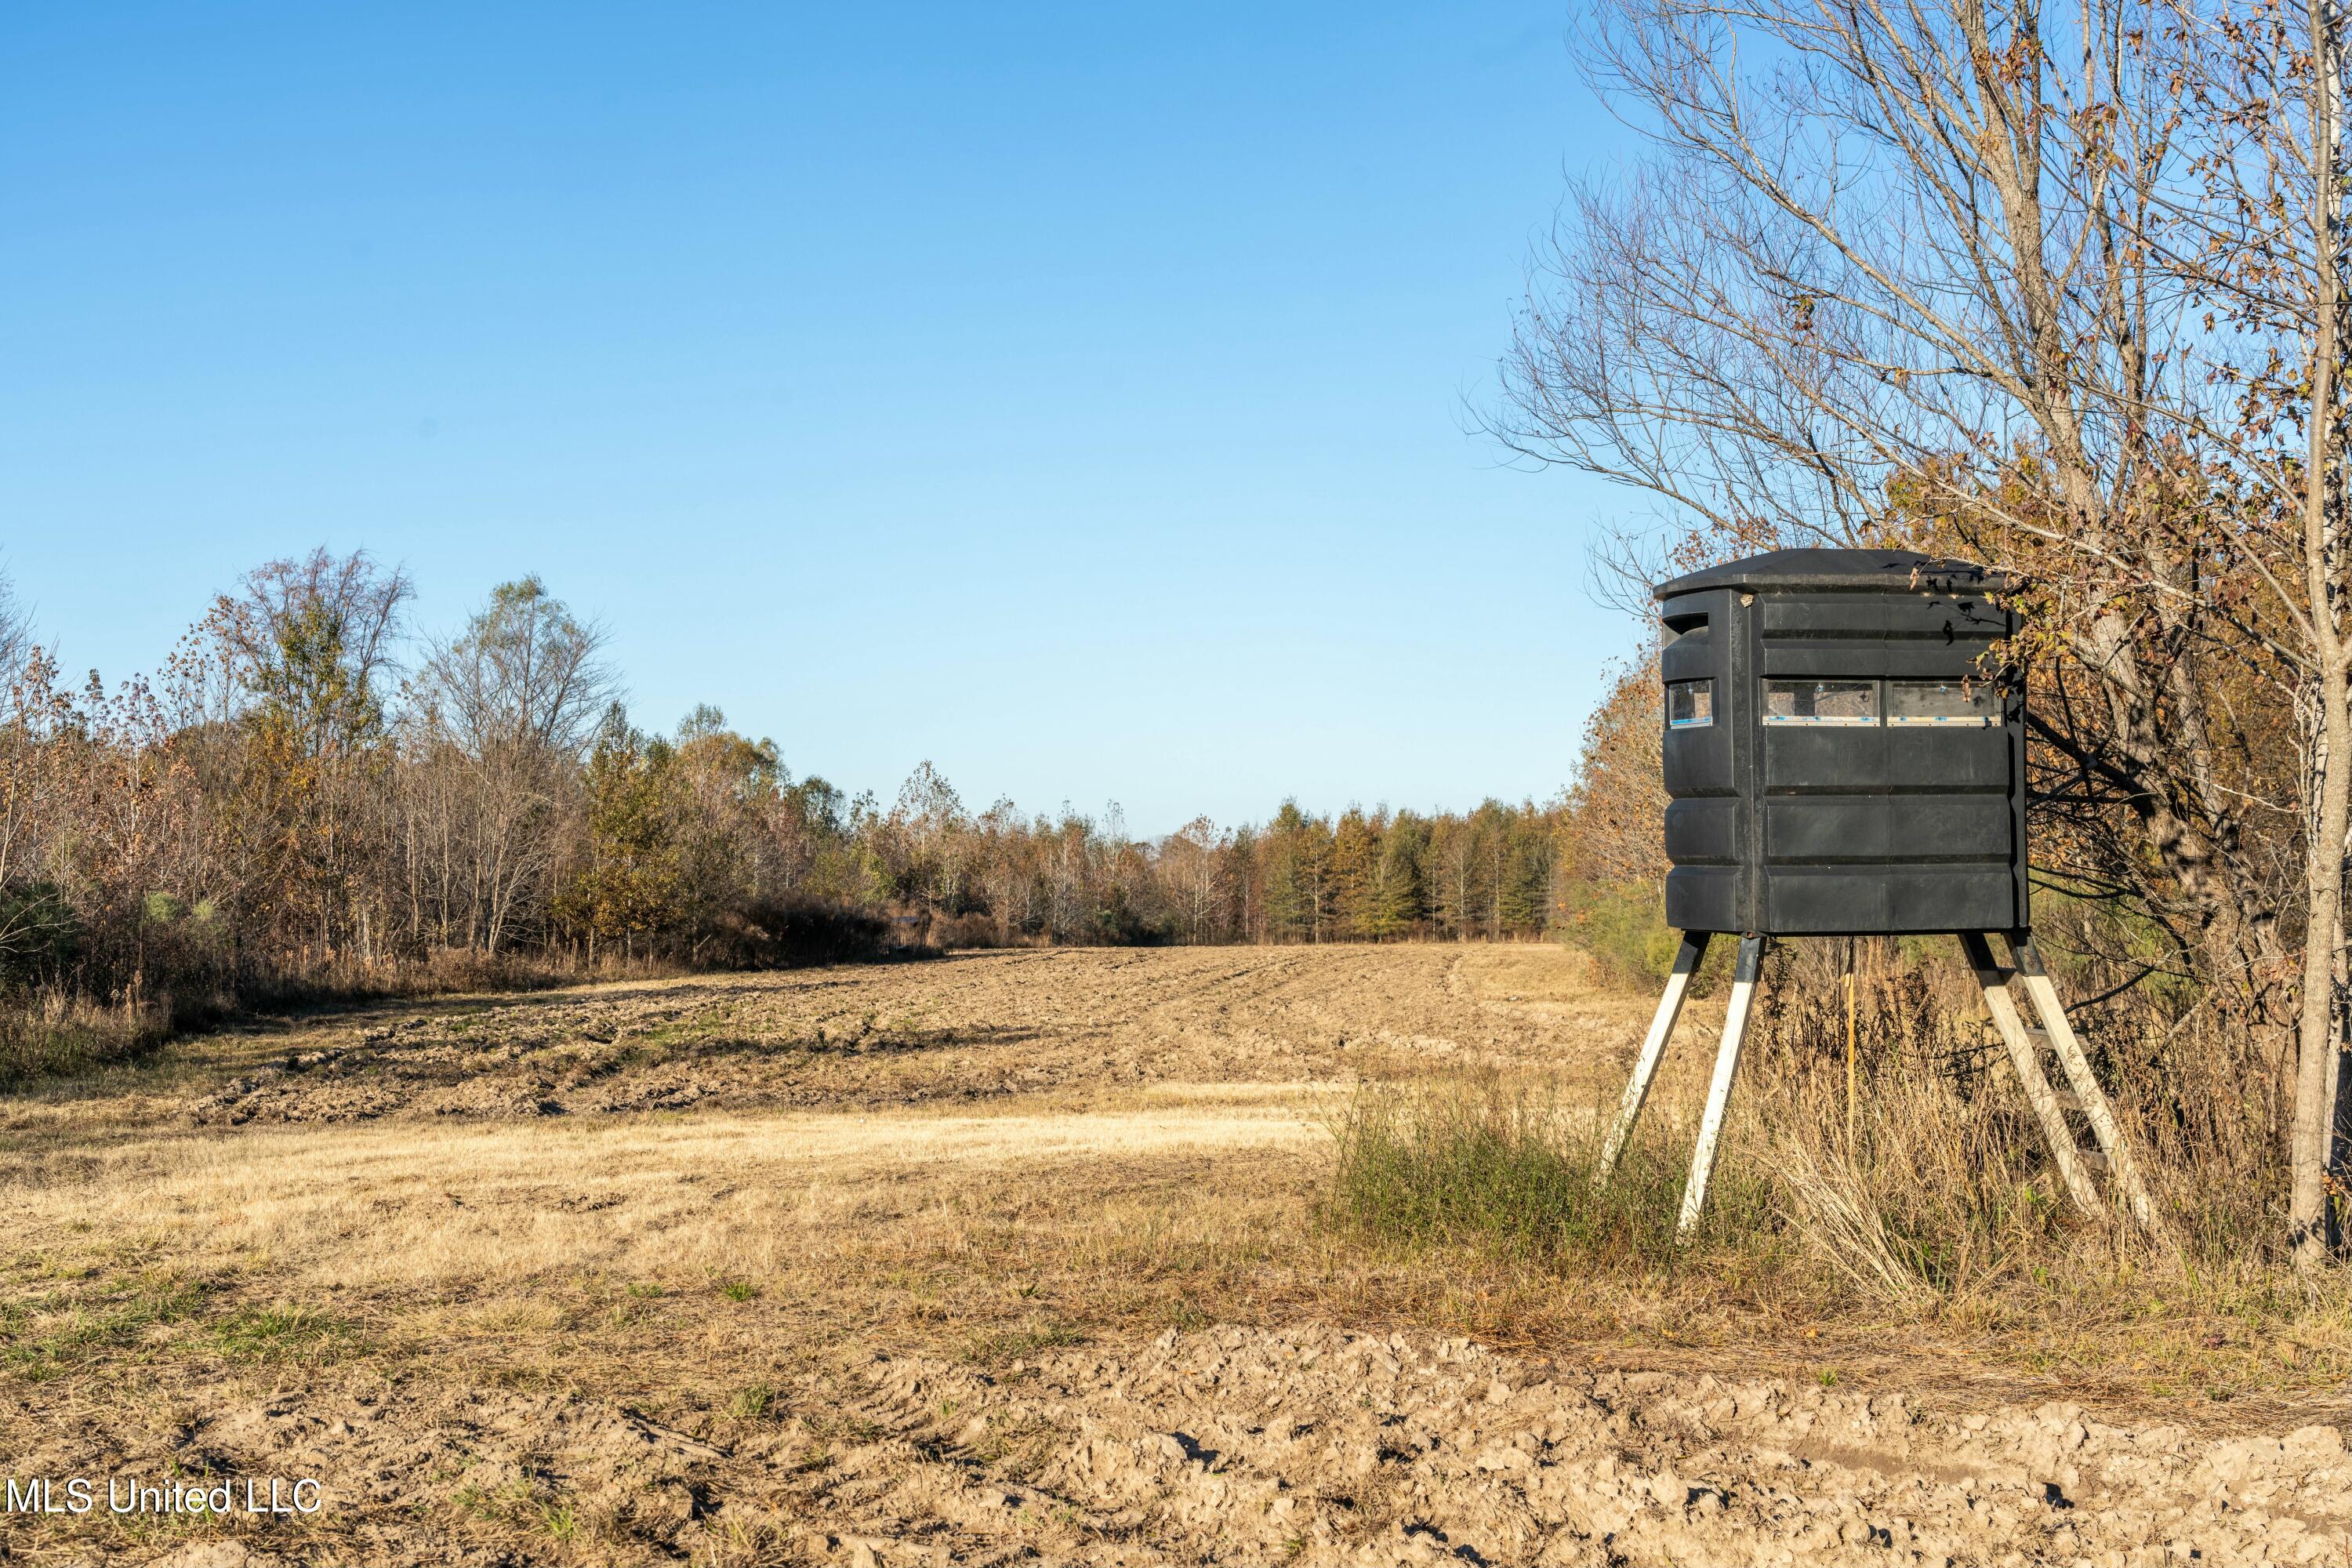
top-left (1675, 933), bottom-right (1766, 1243)
top-left (1597, 931), bottom-right (1712, 1184)
top-left (2005, 932), bottom-right (2158, 1231)
top-left (1959, 931), bottom-right (2103, 1221)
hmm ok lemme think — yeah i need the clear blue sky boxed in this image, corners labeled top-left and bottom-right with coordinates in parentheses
top-left (0, 2), bottom-right (1636, 834)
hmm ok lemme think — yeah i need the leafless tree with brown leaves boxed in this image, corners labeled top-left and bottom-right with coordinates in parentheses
top-left (1488, 0), bottom-right (2352, 1262)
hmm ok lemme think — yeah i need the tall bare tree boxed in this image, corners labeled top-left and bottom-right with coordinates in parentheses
top-left (215, 547), bottom-right (413, 757)
top-left (0, 571), bottom-right (31, 685)
top-left (1487, 0), bottom-right (2352, 1258)
top-left (406, 577), bottom-right (615, 953)
top-left (2144, 0), bottom-right (2352, 1262)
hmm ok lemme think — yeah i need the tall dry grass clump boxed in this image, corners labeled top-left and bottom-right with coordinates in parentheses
top-left (1754, 933), bottom-right (2291, 1271)
top-left (0, 985), bottom-right (175, 1085)
top-left (1329, 931), bottom-right (2325, 1326)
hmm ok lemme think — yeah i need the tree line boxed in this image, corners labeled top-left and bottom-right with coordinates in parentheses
top-left (0, 550), bottom-right (1581, 1070)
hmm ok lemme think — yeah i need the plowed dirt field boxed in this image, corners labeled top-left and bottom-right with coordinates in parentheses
top-left (2, 946), bottom-right (2344, 1566)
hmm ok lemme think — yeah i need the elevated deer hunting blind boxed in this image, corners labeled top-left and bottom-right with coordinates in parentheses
top-left (1601, 549), bottom-right (2158, 1240)
top-left (1656, 550), bottom-right (2025, 936)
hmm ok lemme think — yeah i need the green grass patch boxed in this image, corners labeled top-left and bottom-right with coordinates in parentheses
top-left (1323, 1076), bottom-right (1773, 1272)
top-left (1, 1271), bottom-right (211, 1377)
top-left (207, 1303), bottom-right (357, 1363)
top-left (451, 1473), bottom-right (576, 1538)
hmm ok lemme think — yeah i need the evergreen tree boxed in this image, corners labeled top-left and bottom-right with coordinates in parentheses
top-left (1260, 800), bottom-right (1332, 942)
top-left (1367, 811), bottom-right (1428, 938)
top-left (1495, 813), bottom-right (1552, 936)
top-left (556, 707), bottom-right (683, 956)
top-left (1329, 808), bottom-right (1379, 939)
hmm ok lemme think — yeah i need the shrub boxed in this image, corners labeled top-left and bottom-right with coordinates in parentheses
top-left (1552, 880), bottom-right (1732, 992)
top-left (0, 883), bottom-right (78, 986)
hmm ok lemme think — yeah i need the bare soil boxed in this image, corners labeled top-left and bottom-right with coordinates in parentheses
top-left (148, 946), bottom-right (1623, 1127)
top-left (1, 946), bottom-right (2344, 1566)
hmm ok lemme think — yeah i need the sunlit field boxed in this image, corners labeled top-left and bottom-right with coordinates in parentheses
top-left (4, 946), bottom-right (2347, 1566)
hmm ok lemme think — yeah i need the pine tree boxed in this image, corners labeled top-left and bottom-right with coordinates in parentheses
top-left (1329, 808), bottom-right (1379, 939)
top-left (1259, 800), bottom-right (1332, 942)
top-left (556, 708), bottom-right (683, 957)
top-left (1367, 811), bottom-right (1428, 938)
top-left (1495, 812), bottom-right (1552, 936)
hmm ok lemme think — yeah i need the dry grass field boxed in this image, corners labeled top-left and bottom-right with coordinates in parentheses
top-left (3, 946), bottom-right (2350, 1566)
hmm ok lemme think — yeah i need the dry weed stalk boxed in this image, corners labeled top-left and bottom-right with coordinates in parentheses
top-left (1771, 1135), bottom-right (1936, 1308)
